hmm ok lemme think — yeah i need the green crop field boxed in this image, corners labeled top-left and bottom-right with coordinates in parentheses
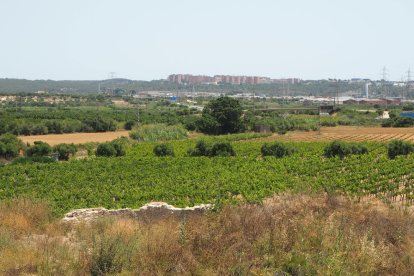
top-left (1, 134), bottom-right (413, 216)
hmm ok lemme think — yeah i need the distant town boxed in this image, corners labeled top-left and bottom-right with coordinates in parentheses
top-left (168, 74), bottom-right (301, 85)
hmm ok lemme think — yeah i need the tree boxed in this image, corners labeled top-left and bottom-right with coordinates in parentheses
top-left (197, 97), bottom-right (243, 135)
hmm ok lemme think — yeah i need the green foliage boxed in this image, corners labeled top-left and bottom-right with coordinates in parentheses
top-left (197, 96), bottom-right (243, 135)
top-left (124, 120), bottom-right (135, 130)
top-left (261, 143), bottom-right (296, 158)
top-left (0, 133), bottom-right (24, 160)
top-left (2, 138), bottom-right (414, 216)
top-left (81, 118), bottom-right (117, 132)
top-left (96, 138), bottom-right (128, 157)
top-left (111, 138), bottom-right (128, 157)
top-left (153, 144), bottom-right (175, 157)
top-left (188, 140), bottom-right (235, 157)
top-left (11, 156), bottom-right (55, 164)
top-left (26, 141), bottom-right (52, 157)
top-left (187, 140), bottom-right (211, 157)
top-left (53, 144), bottom-right (78, 161)
top-left (324, 141), bottom-right (368, 159)
top-left (210, 143), bottom-right (236, 157)
top-left (96, 143), bottom-right (117, 157)
top-left (387, 140), bottom-right (414, 159)
top-left (382, 117), bottom-right (414, 127)
top-left (129, 124), bottom-right (187, 142)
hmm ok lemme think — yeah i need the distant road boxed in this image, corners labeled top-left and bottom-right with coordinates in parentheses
top-left (20, 130), bottom-right (130, 146)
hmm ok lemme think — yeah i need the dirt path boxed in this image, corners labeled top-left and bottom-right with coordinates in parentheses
top-left (20, 130), bottom-right (130, 146)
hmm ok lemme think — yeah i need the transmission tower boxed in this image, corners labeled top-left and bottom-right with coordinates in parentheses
top-left (406, 67), bottom-right (412, 99)
top-left (380, 66), bottom-right (389, 100)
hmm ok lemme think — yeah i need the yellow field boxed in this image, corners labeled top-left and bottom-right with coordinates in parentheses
top-left (20, 130), bottom-right (130, 145)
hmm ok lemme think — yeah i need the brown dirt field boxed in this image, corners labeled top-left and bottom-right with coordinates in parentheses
top-left (20, 130), bottom-right (130, 146)
top-left (19, 126), bottom-right (414, 145)
top-left (259, 126), bottom-right (414, 142)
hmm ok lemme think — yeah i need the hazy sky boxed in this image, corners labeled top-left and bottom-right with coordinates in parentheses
top-left (0, 0), bottom-right (413, 81)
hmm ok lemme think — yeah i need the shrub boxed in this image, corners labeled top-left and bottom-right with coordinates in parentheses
top-left (0, 133), bottom-right (24, 160)
top-left (324, 141), bottom-right (368, 159)
top-left (124, 120), bottom-right (135, 130)
top-left (261, 143), bottom-right (297, 158)
top-left (153, 144), bottom-right (174, 157)
top-left (387, 140), bottom-right (414, 159)
top-left (210, 143), bottom-right (236, 157)
top-left (188, 140), bottom-right (211, 157)
top-left (129, 124), bottom-right (187, 142)
top-left (188, 141), bottom-right (235, 157)
top-left (96, 143), bottom-right (117, 157)
top-left (26, 141), bottom-right (52, 157)
top-left (96, 138), bottom-right (128, 157)
top-left (111, 137), bottom-right (128, 157)
top-left (382, 117), bottom-right (414, 128)
top-left (81, 118), bottom-right (117, 132)
top-left (53, 143), bottom-right (78, 161)
top-left (11, 156), bottom-right (55, 164)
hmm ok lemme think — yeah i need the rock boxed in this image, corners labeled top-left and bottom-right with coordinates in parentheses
top-left (62, 202), bottom-right (213, 223)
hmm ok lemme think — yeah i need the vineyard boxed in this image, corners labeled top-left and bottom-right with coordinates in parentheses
top-left (1, 133), bottom-right (413, 216)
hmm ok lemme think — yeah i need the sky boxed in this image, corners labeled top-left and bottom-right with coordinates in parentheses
top-left (0, 0), bottom-right (413, 81)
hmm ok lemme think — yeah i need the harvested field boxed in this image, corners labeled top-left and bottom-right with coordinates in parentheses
top-left (18, 127), bottom-right (414, 145)
top-left (260, 126), bottom-right (414, 142)
top-left (20, 130), bottom-right (130, 146)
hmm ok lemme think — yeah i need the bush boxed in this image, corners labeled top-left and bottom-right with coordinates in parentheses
top-left (324, 141), bottom-right (368, 159)
top-left (53, 143), bottom-right (78, 161)
top-left (96, 138), bottom-right (128, 157)
top-left (188, 141), bottom-right (235, 157)
top-left (210, 143), bottom-right (236, 157)
top-left (0, 133), bottom-right (24, 160)
top-left (124, 120), bottom-right (135, 130)
top-left (96, 143), bottom-right (117, 157)
top-left (111, 137), bottom-right (128, 157)
top-left (188, 140), bottom-right (211, 157)
top-left (261, 143), bottom-right (296, 158)
top-left (153, 144), bottom-right (174, 157)
top-left (387, 140), bottom-right (414, 159)
top-left (82, 118), bottom-right (117, 132)
top-left (382, 117), bottom-right (414, 128)
top-left (26, 141), bottom-right (52, 157)
top-left (129, 124), bottom-right (187, 142)
top-left (11, 156), bottom-right (55, 165)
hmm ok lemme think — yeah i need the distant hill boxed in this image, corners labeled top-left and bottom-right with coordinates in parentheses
top-left (0, 78), bottom-right (406, 98)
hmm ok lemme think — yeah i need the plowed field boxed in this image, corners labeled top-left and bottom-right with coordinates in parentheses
top-left (20, 131), bottom-right (130, 145)
top-left (19, 127), bottom-right (414, 145)
top-left (267, 127), bottom-right (414, 142)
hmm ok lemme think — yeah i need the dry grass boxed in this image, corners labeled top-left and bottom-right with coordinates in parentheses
top-left (1, 194), bottom-right (414, 275)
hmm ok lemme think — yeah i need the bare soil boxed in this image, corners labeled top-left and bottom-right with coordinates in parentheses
top-left (260, 126), bottom-right (414, 142)
top-left (20, 130), bottom-right (130, 146)
top-left (19, 126), bottom-right (414, 145)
